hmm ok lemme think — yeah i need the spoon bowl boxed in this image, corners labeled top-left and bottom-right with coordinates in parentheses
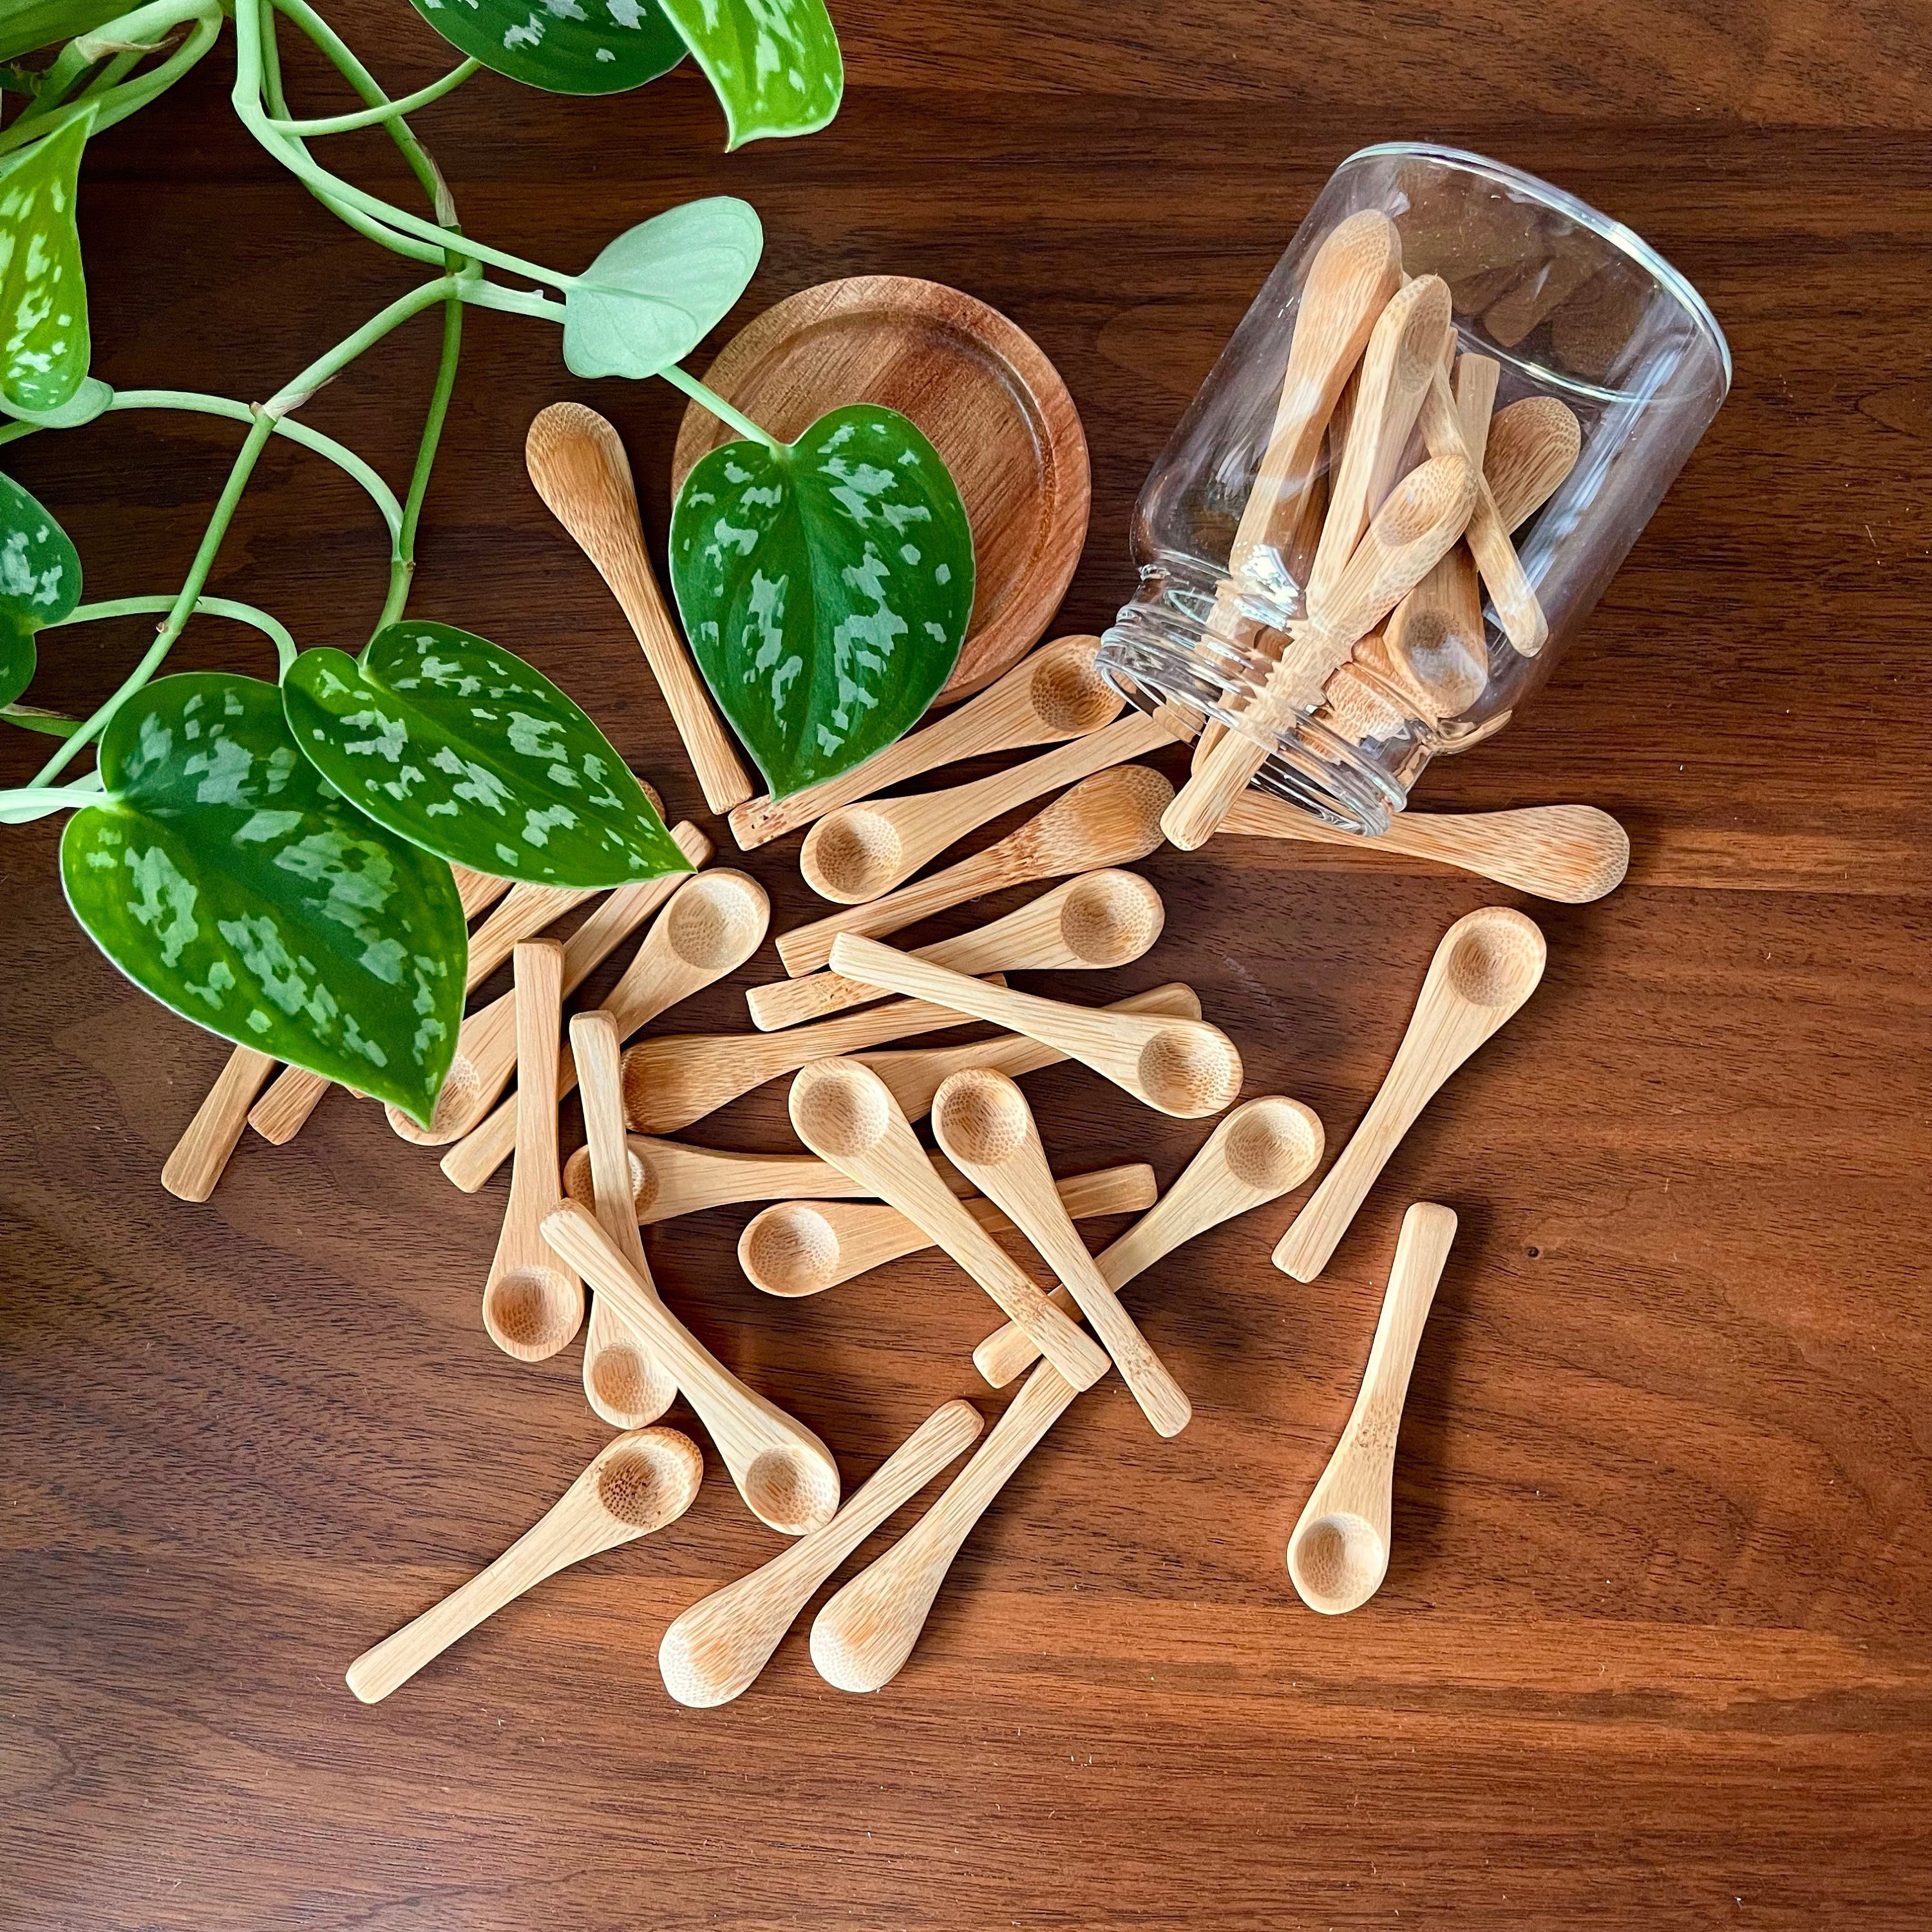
top-left (806, 807), bottom-right (905, 902)
top-left (1135, 1023), bottom-right (1245, 1117)
top-left (483, 1264), bottom-right (583, 1362)
top-left (1286, 1510), bottom-right (1387, 1613)
top-left (742, 1202), bottom-right (846, 1297)
top-left (929, 1068), bottom-right (1031, 1166)
top-left (592, 1427), bottom-right (708, 1531)
top-left (1223, 1092), bottom-right (1327, 1192)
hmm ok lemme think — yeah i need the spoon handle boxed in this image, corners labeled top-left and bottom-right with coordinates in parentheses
top-left (810, 1363), bottom-right (1076, 1693)
top-left (659, 1399), bottom-right (983, 1708)
top-left (346, 1493), bottom-right (627, 1703)
top-left (163, 1045), bottom-right (276, 1201)
top-left (777, 845), bottom-right (1016, 976)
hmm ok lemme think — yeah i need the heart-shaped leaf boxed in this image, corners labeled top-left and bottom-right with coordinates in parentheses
top-left (669, 403), bottom-right (974, 799)
top-left (657, 0), bottom-right (842, 148)
top-left (0, 112), bottom-right (91, 414)
top-left (61, 673), bottom-right (468, 1124)
top-left (281, 620), bottom-right (692, 889)
top-left (562, 196), bottom-right (762, 381)
top-left (0, 467), bottom-right (81, 705)
top-left (404, 0), bottom-right (687, 93)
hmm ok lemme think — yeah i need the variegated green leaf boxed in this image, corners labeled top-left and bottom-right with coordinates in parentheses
top-left (404, 0), bottom-right (687, 95)
top-left (0, 372), bottom-right (111, 427)
top-left (281, 620), bottom-right (692, 889)
top-left (0, 466), bottom-right (80, 706)
top-left (61, 673), bottom-right (467, 1124)
top-left (0, 111), bottom-right (91, 414)
top-left (658, 0), bottom-right (843, 148)
top-left (669, 403), bottom-right (974, 799)
top-left (562, 196), bottom-right (761, 382)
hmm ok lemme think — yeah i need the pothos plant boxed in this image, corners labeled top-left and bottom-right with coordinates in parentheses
top-left (0, 0), bottom-right (976, 1126)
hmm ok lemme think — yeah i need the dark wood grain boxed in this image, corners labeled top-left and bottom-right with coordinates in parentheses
top-left (5, 5), bottom-right (1931, 1927)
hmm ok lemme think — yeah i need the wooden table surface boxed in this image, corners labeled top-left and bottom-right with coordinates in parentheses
top-left (5, 4), bottom-right (1931, 1926)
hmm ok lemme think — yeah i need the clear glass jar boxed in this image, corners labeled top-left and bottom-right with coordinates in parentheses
top-left (1097, 142), bottom-right (1731, 834)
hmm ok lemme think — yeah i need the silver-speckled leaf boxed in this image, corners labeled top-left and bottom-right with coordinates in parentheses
top-left (563, 197), bottom-right (762, 382)
top-left (0, 467), bottom-right (82, 706)
top-left (404, 0), bottom-right (686, 94)
top-left (61, 673), bottom-right (467, 1124)
top-left (658, 0), bottom-right (842, 148)
top-left (281, 620), bottom-right (692, 888)
top-left (670, 403), bottom-right (974, 799)
top-left (0, 112), bottom-right (91, 414)
top-left (0, 374), bottom-right (112, 428)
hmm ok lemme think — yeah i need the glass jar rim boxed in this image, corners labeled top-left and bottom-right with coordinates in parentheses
top-left (1343, 140), bottom-right (1732, 395)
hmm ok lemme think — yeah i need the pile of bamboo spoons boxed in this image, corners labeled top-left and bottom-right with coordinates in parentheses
top-left (160, 261), bottom-right (1621, 1699)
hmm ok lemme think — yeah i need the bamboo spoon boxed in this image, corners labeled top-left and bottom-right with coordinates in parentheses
top-left (345, 1425), bottom-right (704, 1704)
top-left (439, 866), bottom-right (771, 1192)
top-left (1220, 797), bottom-right (1629, 903)
top-left (162, 1045), bottom-right (277, 1203)
top-left (481, 942), bottom-right (582, 1361)
top-left (1163, 452), bottom-right (1473, 851)
top-left (974, 1094), bottom-right (1323, 1386)
top-left (933, 1070), bottom-right (1192, 1436)
top-left (560, 1134), bottom-right (934, 1226)
top-left (750, 868), bottom-right (1163, 1031)
top-left (543, 1200), bottom-right (842, 1534)
top-left (386, 826), bottom-right (714, 1146)
top-left (1222, 210), bottom-right (1405, 586)
top-left (247, 874), bottom-right (603, 1146)
top-left (614, 979), bottom-right (1010, 1139)
top-left (573, 1010), bottom-right (677, 1430)
top-left (526, 402), bottom-right (752, 813)
top-left (777, 765), bottom-right (1174, 978)
top-left (1484, 395), bottom-right (1582, 534)
top-left (741, 1162), bottom-right (1158, 1299)
top-left (728, 633), bottom-right (1123, 851)
top-left (787, 1059), bottom-right (1110, 1390)
top-left (811, 1361), bottom-right (1074, 1693)
top-left (799, 710), bottom-right (1176, 904)
top-left (1274, 906), bottom-right (1544, 1282)
top-left (659, 1399), bottom-right (983, 1707)
top-left (829, 934), bottom-right (1244, 1119)
top-left (851, 983), bottom-right (1201, 1122)
top-left (811, 1102), bottom-right (1327, 1692)
top-left (1307, 275), bottom-right (1455, 605)
top-left (1287, 1202), bottom-right (1457, 1614)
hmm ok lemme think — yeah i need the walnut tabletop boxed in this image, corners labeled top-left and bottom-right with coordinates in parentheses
top-left (4, 3), bottom-right (1930, 1927)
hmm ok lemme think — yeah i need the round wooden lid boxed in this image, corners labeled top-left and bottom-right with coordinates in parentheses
top-left (672, 275), bottom-right (1090, 703)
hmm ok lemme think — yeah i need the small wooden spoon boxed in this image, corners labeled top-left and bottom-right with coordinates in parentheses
top-left (776, 765), bottom-right (1173, 978)
top-left (162, 1045), bottom-right (277, 1204)
top-left (829, 934), bottom-right (1244, 1119)
top-left (811, 1359), bottom-right (1074, 1693)
top-left (728, 633), bottom-right (1124, 851)
top-left (799, 710), bottom-right (1175, 904)
top-left (1274, 906), bottom-right (1544, 1282)
top-left (561, 1134), bottom-right (923, 1226)
top-left (573, 1010), bottom-right (677, 1430)
top-left (1484, 395), bottom-right (1582, 535)
top-left (658, 1399), bottom-right (983, 1707)
top-left (972, 1093), bottom-right (1323, 1386)
top-left (750, 868), bottom-right (1163, 1030)
top-left (933, 1070), bottom-right (1192, 1436)
top-left (438, 867), bottom-right (771, 1193)
top-left (851, 983), bottom-right (1201, 1122)
top-left (787, 1059), bottom-right (1110, 1390)
top-left (481, 942), bottom-right (582, 1362)
top-left (241, 863), bottom-right (538, 1148)
top-left (345, 1425), bottom-right (704, 1704)
top-left (387, 825), bottom-right (713, 1146)
top-left (543, 1201), bottom-right (842, 1535)
top-left (526, 402), bottom-right (752, 813)
top-left (1288, 1202), bottom-right (1457, 1613)
top-left (741, 1162), bottom-right (1158, 1298)
top-left (614, 979), bottom-right (1009, 1139)
top-left (1220, 797), bottom-right (1630, 903)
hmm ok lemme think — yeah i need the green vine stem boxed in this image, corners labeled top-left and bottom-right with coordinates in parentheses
top-left (0, 0), bottom-right (222, 154)
top-left (50, 593), bottom-right (298, 672)
top-left (265, 55), bottom-right (480, 136)
top-left (659, 363), bottom-right (784, 451)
